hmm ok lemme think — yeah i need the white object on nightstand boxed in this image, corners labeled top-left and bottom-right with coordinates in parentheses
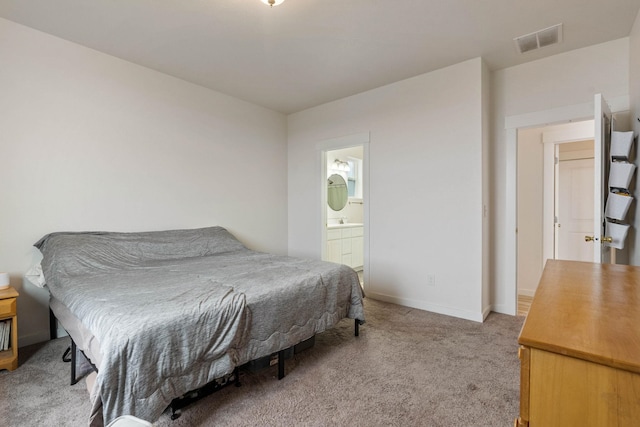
top-left (0, 273), bottom-right (9, 291)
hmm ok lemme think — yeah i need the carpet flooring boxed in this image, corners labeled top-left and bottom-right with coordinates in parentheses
top-left (0, 299), bottom-right (524, 426)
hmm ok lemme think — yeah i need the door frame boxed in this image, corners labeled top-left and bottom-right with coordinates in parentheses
top-left (317, 132), bottom-right (370, 292)
top-left (502, 95), bottom-right (627, 315)
top-left (542, 120), bottom-right (595, 266)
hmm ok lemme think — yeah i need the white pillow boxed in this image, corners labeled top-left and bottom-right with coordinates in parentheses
top-left (25, 263), bottom-right (46, 288)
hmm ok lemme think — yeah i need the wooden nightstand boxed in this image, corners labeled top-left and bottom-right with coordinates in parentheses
top-left (0, 286), bottom-right (19, 371)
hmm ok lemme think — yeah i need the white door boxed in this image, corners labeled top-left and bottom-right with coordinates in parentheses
top-left (591, 94), bottom-right (612, 263)
top-left (541, 121), bottom-right (594, 266)
top-left (557, 157), bottom-right (595, 262)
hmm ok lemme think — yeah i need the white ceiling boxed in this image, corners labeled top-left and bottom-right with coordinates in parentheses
top-left (1, 0), bottom-right (639, 114)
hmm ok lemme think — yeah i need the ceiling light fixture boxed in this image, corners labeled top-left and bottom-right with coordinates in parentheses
top-left (333, 159), bottom-right (351, 172)
top-left (261, 0), bottom-right (285, 7)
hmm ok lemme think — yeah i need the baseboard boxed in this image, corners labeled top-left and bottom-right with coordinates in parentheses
top-left (517, 289), bottom-right (536, 298)
top-left (18, 330), bottom-right (52, 348)
top-left (481, 304), bottom-right (492, 321)
top-left (367, 292), bottom-right (485, 323)
top-left (18, 327), bottom-right (68, 348)
top-left (492, 303), bottom-right (517, 316)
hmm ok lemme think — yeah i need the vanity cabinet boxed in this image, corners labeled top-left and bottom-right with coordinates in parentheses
top-left (326, 229), bottom-right (343, 265)
top-left (326, 225), bottom-right (363, 270)
top-left (350, 227), bottom-right (363, 269)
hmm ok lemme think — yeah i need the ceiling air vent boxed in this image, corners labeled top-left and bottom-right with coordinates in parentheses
top-left (514, 23), bottom-right (563, 54)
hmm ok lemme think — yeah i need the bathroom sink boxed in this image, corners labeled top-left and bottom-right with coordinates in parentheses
top-left (327, 223), bottom-right (363, 228)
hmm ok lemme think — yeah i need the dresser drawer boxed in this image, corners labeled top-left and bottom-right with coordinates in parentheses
top-left (0, 297), bottom-right (16, 318)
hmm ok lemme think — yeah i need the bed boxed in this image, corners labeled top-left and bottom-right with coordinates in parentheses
top-left (34, 226), bottom-right (365, 426)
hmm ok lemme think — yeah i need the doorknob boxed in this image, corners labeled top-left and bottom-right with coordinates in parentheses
top-left (585, 236), bottom-right (613, 243)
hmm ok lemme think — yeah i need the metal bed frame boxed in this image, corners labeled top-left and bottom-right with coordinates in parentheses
top-left (51, 308), bottom-right (364, 420)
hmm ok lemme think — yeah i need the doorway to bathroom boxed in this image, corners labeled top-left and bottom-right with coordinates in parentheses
top-left (320, 135), bottom-right (369, 291)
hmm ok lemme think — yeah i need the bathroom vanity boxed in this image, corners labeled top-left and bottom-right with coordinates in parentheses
top-left (326, 224), bottom-right (363, 270)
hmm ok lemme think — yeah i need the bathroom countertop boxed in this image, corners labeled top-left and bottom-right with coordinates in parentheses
top-left (327, 223), bottom-right (363, 229)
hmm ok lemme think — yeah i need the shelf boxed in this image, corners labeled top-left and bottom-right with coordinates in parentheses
top-left (0, 286), bottom-right (18, 371)
top-left (0, 348), bottom-right (15, 360)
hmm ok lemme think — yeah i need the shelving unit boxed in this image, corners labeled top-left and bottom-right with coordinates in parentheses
top-left (0, 286), bottom-right (19, 371)
top-left (604, 130), bottom-right (637, 255)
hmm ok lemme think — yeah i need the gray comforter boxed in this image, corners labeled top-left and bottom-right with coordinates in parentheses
top-left (35, 227), bottom-right (365, 426)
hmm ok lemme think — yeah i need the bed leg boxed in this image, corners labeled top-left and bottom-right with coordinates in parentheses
top-left (70, 339), bottom-right (79, 386)
top-left (49, 308), bottom-right (57, 340)
top-left (170, 408), bottom-right (181, 420)
top-left (63, 338), bottom-right (98, 386)
top-left (355, 319), bottom-right (360, 337)
top-left (234, 367), bottom-right (241, 387)
top-left (277, 350), bottom-right (285, 380)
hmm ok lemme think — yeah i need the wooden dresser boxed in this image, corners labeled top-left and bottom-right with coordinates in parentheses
top-left (516, 260), bottom-right (640, 427)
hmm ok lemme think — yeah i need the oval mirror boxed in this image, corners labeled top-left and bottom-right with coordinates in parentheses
top-left (327, 174), bottom-right (348, 211)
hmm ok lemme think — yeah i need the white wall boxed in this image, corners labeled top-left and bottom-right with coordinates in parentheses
top-left (516, 127), bottom-right (544, 297)
top-left (491, 38), bottom-right (630, 313)
top-left (0, 18), bottom-right (288, 346)
top-left (632, 8), bottom-right (640, 140)
top-left (481, 60), bottom-right (491, 316)
top-left (630, 9), bottom-right (640, 265)
top-left (288, 58), bottom-right (487, 322)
